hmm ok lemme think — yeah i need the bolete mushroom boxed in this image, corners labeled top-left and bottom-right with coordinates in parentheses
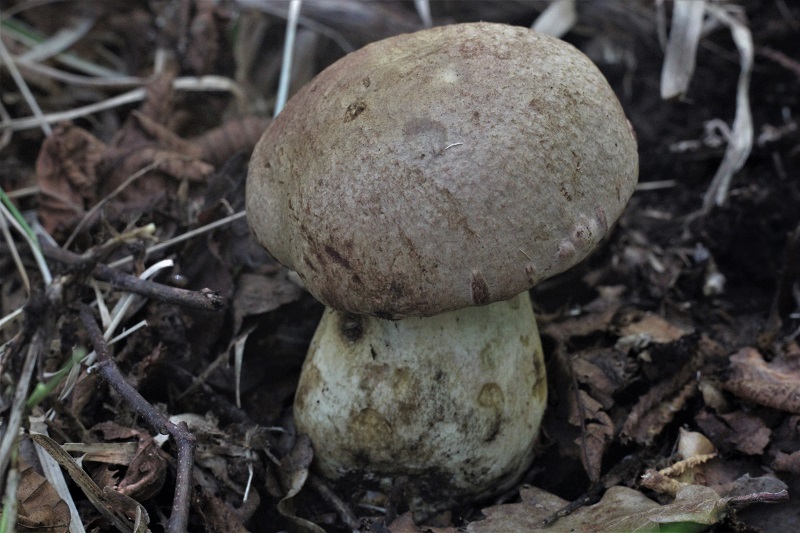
top-left (247, 22), bottom-right (638, 513)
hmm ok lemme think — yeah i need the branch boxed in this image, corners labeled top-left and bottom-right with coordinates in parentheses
top-left (42, 244), bottom-right (223, 311)
top-left (79, 304), bottom-right (195, 533)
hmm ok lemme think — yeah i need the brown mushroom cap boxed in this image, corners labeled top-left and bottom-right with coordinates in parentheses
top-left (247, 22), bottom-right (638, 318)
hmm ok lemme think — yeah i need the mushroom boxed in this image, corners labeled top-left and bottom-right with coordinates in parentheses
top-left (247, 22), bottom-right (638, 513)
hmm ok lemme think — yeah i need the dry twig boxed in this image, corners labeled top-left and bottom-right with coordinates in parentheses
top-left (41, 244), bottom-right (223, 311)
top-left (79, 304), bottom-right (196, 533)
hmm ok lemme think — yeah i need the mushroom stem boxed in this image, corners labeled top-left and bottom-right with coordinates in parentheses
top-left (293, 292), bottom-right (547, 513)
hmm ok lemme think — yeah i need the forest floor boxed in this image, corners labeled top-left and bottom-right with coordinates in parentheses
top-left (1, 1), bottom-right (799, 532)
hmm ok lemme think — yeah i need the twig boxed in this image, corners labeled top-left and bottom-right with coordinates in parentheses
top-left (308, 474), bottom-right (360, 530)
top-left (40, 243), bottom-right (223, 311)
top-left (79, 304), bottom-right (195, 533)
top-left (728, 490), bottom-right (789, 506)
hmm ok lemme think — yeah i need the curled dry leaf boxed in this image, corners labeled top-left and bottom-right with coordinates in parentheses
top-left (276, 434), bottom-right (325, 533)
top-left (85, 421), bottom-right (167, 509)
top-left (116, 436), bottom-right (167, 501)
top-left (723, 347), bottom-right (800, 414)
top-left (191, 115), bottom-right (272, 167)
top-left (620, 332), bottom-right (711, 445)
top-left (621, 378), bottom-right (697, 446)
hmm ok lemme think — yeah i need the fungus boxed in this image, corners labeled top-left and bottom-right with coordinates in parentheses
top-left (247, 22), bottom-right (638, 514)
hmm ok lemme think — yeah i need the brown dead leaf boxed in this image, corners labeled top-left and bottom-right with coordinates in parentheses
top-left (35, 124), bottom-right (104, 233)
top-left (467, 484), bottom-right (731, 533)
top-left (570, 347), bottom-right (629, 409)
top-left (619, 332), bottom-right (711, 445)
top-left (541, 305), bottom-right (618, 341)
top-left (772, 451), bottom-right (800, 473)
top-left (621, 372), bottom-right (697, 446)
top-left (695, 409), bottom-right (772, 455)
top-left (191, 115), bottom-right (271, 166)
top-left (387, 512), bottom-right (459, 533)
top-left (16, 459), bottom-right (71, 532)
top-left (767, 414), bottom-right (800, 473)
top-left (91, 421), bottom-right (141, 441)
top-left (116, 436), bottom-right (167, 501)
top-left (31, 433), bottom-right (148, 533)
top-left (193, 484), bottom-right (252, 533)
top-left (232, 271), bottom-right (304, 334)
top-left (127, 111), bottom-right (204, 158)
top-left (723, 347), bottom-right (800, 414)
top-left (616, 311), bottom-right (692, 344)
top-left (568, 390), bottom-right (614, 482)
top-left (276, 434), bottom-right (324, 533)
top-left (88, 421), bottom-right (168, 501)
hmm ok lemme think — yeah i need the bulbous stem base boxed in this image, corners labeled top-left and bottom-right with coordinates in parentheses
top-left (294, 292), bottom-right (547, 514)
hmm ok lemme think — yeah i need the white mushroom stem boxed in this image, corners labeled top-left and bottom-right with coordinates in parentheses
top-left (294, 292), bottom-right (547, 513)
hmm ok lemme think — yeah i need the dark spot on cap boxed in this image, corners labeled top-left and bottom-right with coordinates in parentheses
top-left (324, 245), bottom-right (352, 269)
top-left (388, 281), bottom-right (404, 299)
top-left (470, 271), bottom-right (490, 305)
top-left (340, 314), bottom-right (364, 342)
top-left (344, 101), bottom-right (366, 122)
top-left (595, 207), bottom-right (608, 235)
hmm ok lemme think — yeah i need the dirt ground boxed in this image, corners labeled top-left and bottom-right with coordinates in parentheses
top-left (1, 1), bottom-right (799, 532)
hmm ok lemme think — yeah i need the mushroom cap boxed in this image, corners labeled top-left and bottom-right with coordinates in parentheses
top-left (247, 22), bottom-right (638, 318)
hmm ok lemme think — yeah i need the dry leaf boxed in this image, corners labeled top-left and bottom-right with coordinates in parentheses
top-left (621, 374), bottom-right (697, 446)
top-left (642, 429), bottom-right (717, 497)
top-left (16, 460), bottom-right (71, 532)
top-left (193, 485), bottom-right (251, 533)
top-left (35, 124), bottom-right (104, 234)
top-left (695, 410), bottom-right (772, 455)
top-left (276, 434), bottom-right (324, 533)
top-left (191, 115), bottom-right (271, 166)
top-left (30, 433), bottom-right (149, 533)
top-left (468, 485), bottom-right (730, 533)
top-left (616, 312), bottom-right (692, 344)
top-left (116, 437), bottom-right (167, 501)
top-left (723, 347), bottom-right (800, 414)
top-left (568, 390), bottom-right (613, 482)
top-left (232, 271), bottom-right (303, 333)
top-left (570, 347), bottom-right (629, 409)
top-left (387, 512), bottom-right (459, 533)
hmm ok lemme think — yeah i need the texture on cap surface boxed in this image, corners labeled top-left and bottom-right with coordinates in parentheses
top-left (247, 22), bottom-right (639, 318)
